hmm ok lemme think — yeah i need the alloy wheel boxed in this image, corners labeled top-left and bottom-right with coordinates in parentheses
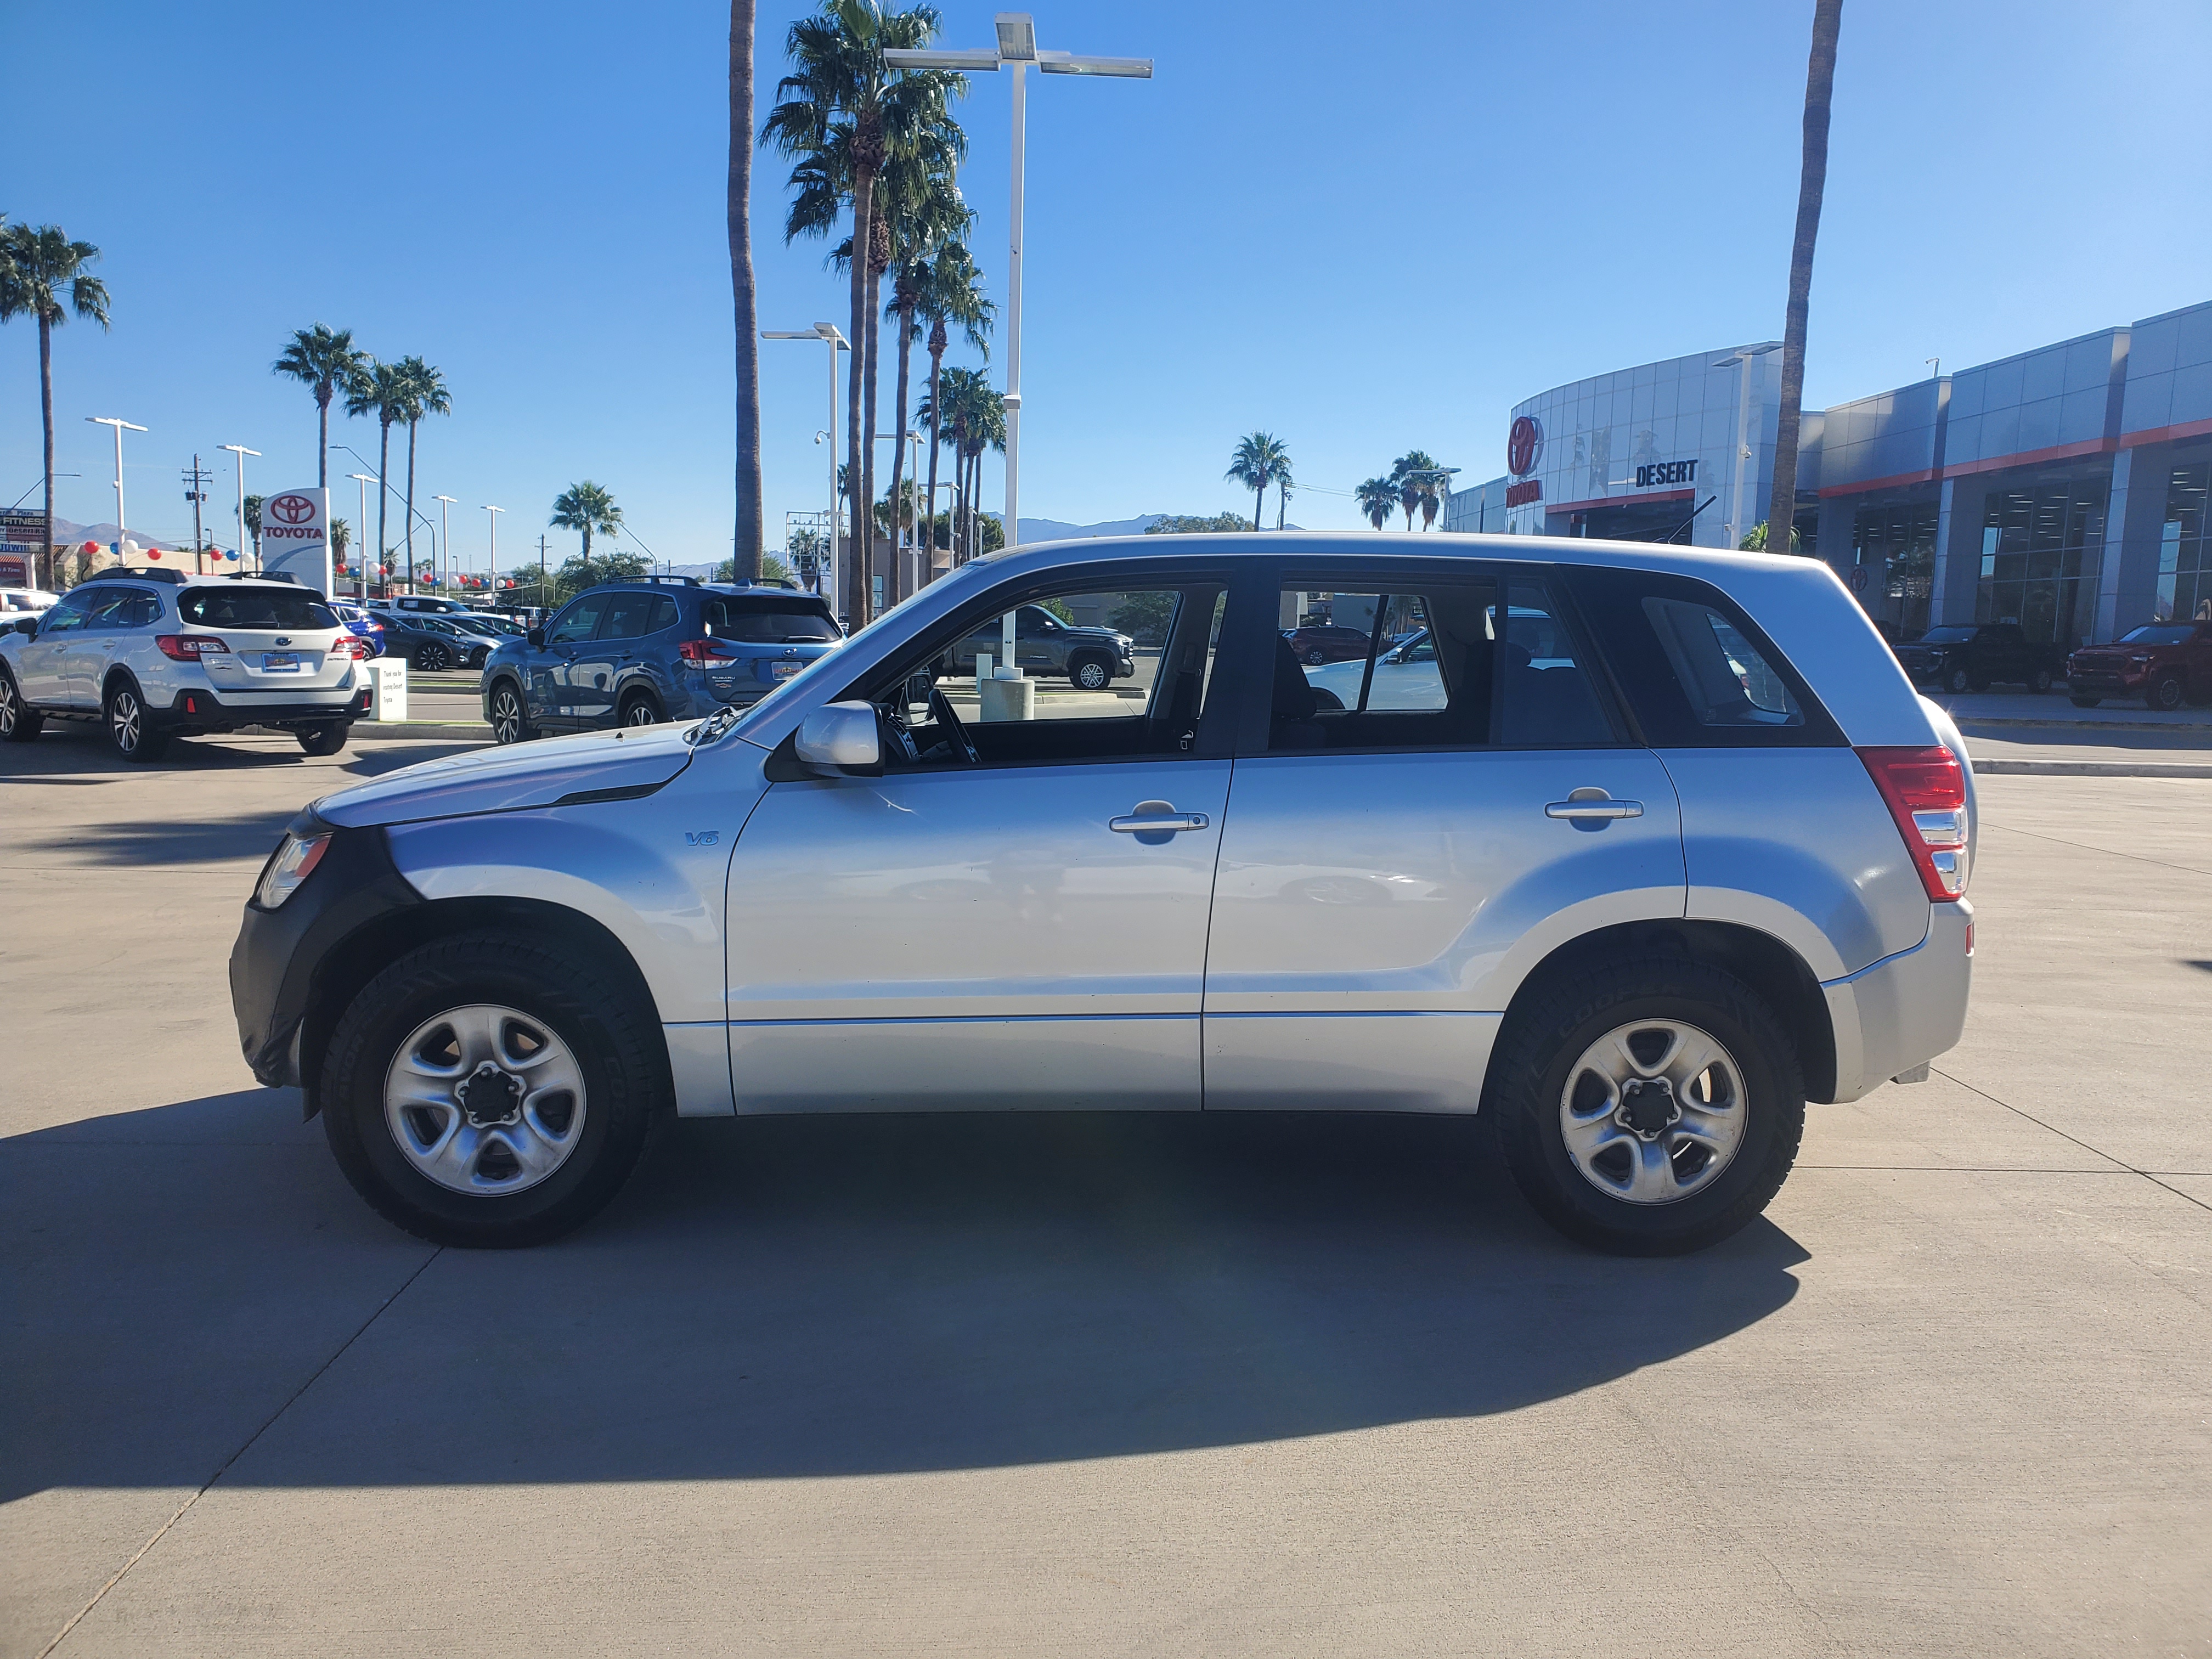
top-left (109, 689), bottom-right (143, 754)
top-left (418, 643), bottom-right (450, 673)
top-left (491, 687), bottom-right (524, 743)
top-left (0, 675), bottom-right (16, 736)
top-left (1558, 1019), bottom-right (1748, 1205)
top-left (623, 699), bottom-right (658, 727)
top-left (383, 1004), bottom-right (588, 1196)
top-left (1074, 659), bottom-right (1109, 691)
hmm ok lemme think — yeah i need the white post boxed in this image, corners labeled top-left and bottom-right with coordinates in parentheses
top-left (111, 424), bottom-right (126, 537)
top-left (826, 334), bottom-right (842, 619)
top-left (219, 444), bottom-right (258, 572)
top-left (1728, 352), bottom-right (1757, 549)
top-left (1004, 58), bottom-right (1025, 560)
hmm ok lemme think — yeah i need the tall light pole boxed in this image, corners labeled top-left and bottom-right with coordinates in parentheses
top-left (1713, 346), bottom-right (1778, 551)
top-left (219, 444), bottom-right (259, 572)
top-left (85, 417), bottom-right (148, 544)
top-left (348, 474), bottom-right (376, 595)
top-left (888, 15), bottom-right (1151, 563)
top-left (483, 504), bottom-right (506, 601)
top-left (435, 495), bottom-right (457, 590)
top-left (764, 323), bottom-right (850, 616)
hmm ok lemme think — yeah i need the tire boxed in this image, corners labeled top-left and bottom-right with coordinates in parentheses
top-left (618, 692), bottom-right (663, 728)
top-left (2029, 668), bottom-right (2053, 693)
top-left (415, 641), bottom-right (452, 673)
top-left (1488, 959), bottom-right (1805, 1256)
top-left (1943, 665), bottom-right (1971, 695)
top-left (103, 680), bottom-right (170, 763)
top-left (0, 666), bottom-right (43, 743)
top-left (2148, 672), bottom-right (2186, 713)
top-left (2069, 695), bottom-right (2101, 708)
top-left (1305, 647), bottom-right (1328, 665)
top-left (317, 932), bottom-right (665, 1248)
top-left (488, 681), bottom-right (534, 744)
top-left (297, 721), bottom-right (351, 756)
top-left (1068, 654), bottom-right (1111, 691)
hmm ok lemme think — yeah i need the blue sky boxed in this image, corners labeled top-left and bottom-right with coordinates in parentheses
top-left (2, 0), bottom-right (2206, 565)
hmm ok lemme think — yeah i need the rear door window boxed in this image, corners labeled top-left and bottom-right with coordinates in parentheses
top-left (597, 591), bottom-right (672, 641)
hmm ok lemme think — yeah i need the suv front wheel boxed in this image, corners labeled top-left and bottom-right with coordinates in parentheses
top-left (1488, 960), bottom-right (1804, 1255)
top-left (318, 933), bottom-right (664, 1247)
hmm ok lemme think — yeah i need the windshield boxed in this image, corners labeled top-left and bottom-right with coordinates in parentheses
top-left (180, 588), bottom-right (341, 631)
top-left (2118, 625), bottom-right (2196, 645)
top-left (1917, 627), bottom-right (1976, 644)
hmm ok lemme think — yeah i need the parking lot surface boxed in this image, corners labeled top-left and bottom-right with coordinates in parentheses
top-left (3, 722), bottom-right (2208, 1656)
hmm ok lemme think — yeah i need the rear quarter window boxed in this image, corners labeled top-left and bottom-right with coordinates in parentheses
top-left (180, 589), bottom-right (340, 631)
top-left (1560, 566), bottom-right (1844, 748)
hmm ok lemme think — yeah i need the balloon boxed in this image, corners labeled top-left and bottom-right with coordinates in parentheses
top-left (148, 548), bottom-right (162, 560)
top-left (81, 540), bottom-right (97, 554)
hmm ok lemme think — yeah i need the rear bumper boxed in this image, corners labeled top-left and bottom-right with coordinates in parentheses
top-left (1821, 900), bottom-right (1973, 1102)
top-left (156, 685), bottom-right (371, 733)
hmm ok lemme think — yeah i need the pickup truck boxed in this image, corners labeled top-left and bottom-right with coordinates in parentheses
top-left (2065, 620), bottom-right (2212, 710)
top-left (1894, 623), bottom-right (2068, 694)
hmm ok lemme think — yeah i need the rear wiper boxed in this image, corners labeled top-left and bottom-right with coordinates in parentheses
top-left (687, 706), bottom-right (741, 746)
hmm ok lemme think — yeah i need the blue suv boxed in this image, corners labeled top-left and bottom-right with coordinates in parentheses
top-left (479, 576), bottom-right (843, 743)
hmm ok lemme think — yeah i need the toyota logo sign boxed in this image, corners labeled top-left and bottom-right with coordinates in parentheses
top-left (1506, 416), bottom-right (1544, 478)
top-left (269, 493), bottom-right (317, 525)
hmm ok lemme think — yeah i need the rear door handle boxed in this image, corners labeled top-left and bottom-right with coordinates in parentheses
top-left (1109, 802), bottom-right (1210, 834)
top-left (1545, 792), bottom-right (1643, 821)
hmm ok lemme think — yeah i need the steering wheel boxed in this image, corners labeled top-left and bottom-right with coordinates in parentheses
top-left (927, 683), bottom-right (980, 764)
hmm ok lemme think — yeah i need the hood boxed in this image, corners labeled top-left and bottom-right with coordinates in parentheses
top-left (317, 723), bottom-right (698, 828)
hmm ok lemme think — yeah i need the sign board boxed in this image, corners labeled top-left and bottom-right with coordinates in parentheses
top-left (0, 509), bottom-right (47, 558)
top-left (0, 555), bottom-right (27, 588)
top-left (259, 487), bottom-right (333, 594)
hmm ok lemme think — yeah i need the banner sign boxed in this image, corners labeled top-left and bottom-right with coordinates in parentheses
top-left (0, 509), bottom-right (48, 555)
top-left (258, 487), bottom-right (333, 594)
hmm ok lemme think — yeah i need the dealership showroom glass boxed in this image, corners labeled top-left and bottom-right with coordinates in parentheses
top-left (1449, 298), bottom-right (2212, 647)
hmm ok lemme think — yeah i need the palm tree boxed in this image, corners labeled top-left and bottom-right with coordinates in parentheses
top-left (392, 357), bottom-right (452, 591)
top-left (879, 153), bottom-right (970, 605)
top-left (763, 0), bottom-right (964, 627)
top-left (1390, 450), bottom-right (1442, 530)
top-left (1226, 433), bottom-right (1293, 531)
top-left (730, 0), bottom-right (766, 583)
top-left (1766, 0), bottom-right (1844, 547)
top-left (551, 482), bottom-right (624, 580)
top-left (0, 223), bottom-right (110, 588)
top-left (1354, 476), bottom-right (1397, 531)
top-left (331, 517), bottom-right (351, 573)
top-left (245, 494), bottom-right (266, 567)
top-left (273, 324), bottom-right (371, 489)
top-left (913, 242), bottom-right (992, 575)
top-left (345, 360), bottom-right (408, 576)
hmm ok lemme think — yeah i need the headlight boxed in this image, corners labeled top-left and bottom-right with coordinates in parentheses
top-left (256, 830), bottom-right (331, 909)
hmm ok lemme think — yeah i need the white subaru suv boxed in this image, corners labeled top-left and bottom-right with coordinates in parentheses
top-left (229, 535), bottom-right (1976, 1255)
top-left (0, 569), bottom-right (371, 760)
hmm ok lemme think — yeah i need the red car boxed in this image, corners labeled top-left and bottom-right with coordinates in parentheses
top-left (2066, 620), bottom-right (2212, 710)
top-left (1283, 623), bottom-right (1374, 665)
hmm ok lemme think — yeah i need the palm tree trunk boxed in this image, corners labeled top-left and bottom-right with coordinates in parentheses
top-left (1251, 486), bottom-right (1263, 532)
top-left (888, 294), bottom-right (916, 605)
top-left (317, 389), bottom-right (330, 489)
top-left (37, 313), bottom-right (55, 589)
top-left (727, 0), bottom-right (764, 583)
top-left (376, 420), bottom-right (392, 591)
top-left (923, 340), bottom-right (944, 583)
top-left (846, 171), bottom-right (875, 627)
top-left (403, 421), bottom-right (419, 589)
top-left (1767, 0), bottom-right (1843, 546)
top-left (862, 262), bottom-right (883, 615)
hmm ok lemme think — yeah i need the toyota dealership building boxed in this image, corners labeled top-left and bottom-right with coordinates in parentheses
top-left (1445, 298), bottom-right (2212, 645)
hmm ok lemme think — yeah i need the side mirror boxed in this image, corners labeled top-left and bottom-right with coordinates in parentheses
top-left (794, 700), bottom-right (881, 776)
top-left (527, 627), bottom-right (545, 647)
top-left (14, 617), bottom-right (35, 639)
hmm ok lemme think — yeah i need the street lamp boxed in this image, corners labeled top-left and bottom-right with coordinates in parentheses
top-left (1712, 345), bottom-right (1780, 550)
top-left (764, 322), bottom-right (850, 615)
top-left (887, 14), bottom-right (1152, 567)
top-left (483, 505), bottom-right (507, 601)
top-left (219, 445), bottom-right (260, 572)
top-left (347, 474), bottom-right (376, 595)
top-left (85, 417), bottom-right (148, 543)
top-left (434, 495), bottom-right (458, 591)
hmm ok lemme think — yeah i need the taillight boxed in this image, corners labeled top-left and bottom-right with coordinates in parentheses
top-left (1859, 745), bottom-right (1969, 901)
top-left (677, 638), bottom-right (734, 665)
top-left (332, 634), bottom-right (370, 660)
top-left (155, 635), bottom-right (230, 661)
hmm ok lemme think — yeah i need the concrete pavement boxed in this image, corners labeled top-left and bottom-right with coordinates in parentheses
top-left (3, 725), bottom-right (2208, 1657)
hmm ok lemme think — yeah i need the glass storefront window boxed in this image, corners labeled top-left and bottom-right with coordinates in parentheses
top-left (1976, 479), bottom-right (2106, 644)
top-left (2158, 463), bottom-right (2210, 623)
top-left (1852, 500), bottom-right (1938, 636)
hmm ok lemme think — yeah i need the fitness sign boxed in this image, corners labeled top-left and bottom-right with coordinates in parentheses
top-left (260, 487), bottom-right (334, 594)
top-left (1505, 416), bottom-right (1544, 509)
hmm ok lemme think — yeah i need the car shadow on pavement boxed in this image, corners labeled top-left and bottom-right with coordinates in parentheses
top-left (5, 1091), bottom-right (1807, 1499)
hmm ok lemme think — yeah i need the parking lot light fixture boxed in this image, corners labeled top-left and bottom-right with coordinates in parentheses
top-left (347, 474), bottom-right (376, 597)
top-left (86, 417), bottom-right (148, 541)
top-left (885, 15), bottom-right (1152, 557)
top-left (435, 496), bottom-right (458, 590)
top-left (219, 446), bottom-right (261, 572)
top-left (764, 323), bottom-right (851, 613)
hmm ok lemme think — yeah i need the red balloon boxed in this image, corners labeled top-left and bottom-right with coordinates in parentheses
top-left (81, 540), bottom-right (98, 554)
top-left (148, 548), bottom-right (162, 560)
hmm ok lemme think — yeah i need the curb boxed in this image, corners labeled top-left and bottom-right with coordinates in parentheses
top-left (1972, 759), bottom-right (2212, 778)
top-left (356, 721), bottom-right (490, 736)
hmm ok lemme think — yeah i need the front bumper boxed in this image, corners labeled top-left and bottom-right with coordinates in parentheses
top-left (2066, 669), bottom-right (2146, 695)
top-left (158, 685), bottom-right (371, 733)
top-left (1821, 900), bottom-right (1973, 1102)
top-left (229, 812), bottom-right (421, 1101)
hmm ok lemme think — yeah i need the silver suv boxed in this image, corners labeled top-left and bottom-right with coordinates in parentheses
top-left (1, 570), bottom-right (370, 759)
top-left (229, 535), bottom-right (1975, 1254)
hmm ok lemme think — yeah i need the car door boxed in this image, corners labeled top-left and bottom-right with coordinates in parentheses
top-left (1202, 563), bottom-right (1686, 1113)
top-left (61, 586), bottom-right (145, 708)
top-left (721, 573), bottom-right (1242, 1113)
top-left (535, 594), bottom-right (608, 727)
top-left (14, 590), bottom-right (91, 703)
top-left (573, 590), bottom-right (667, 724)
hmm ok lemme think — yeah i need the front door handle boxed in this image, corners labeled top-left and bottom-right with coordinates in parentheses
top-left (1545, 788), bottom-right (1644, 822)
top-left (1109, 800), bottom-right (1210, 834)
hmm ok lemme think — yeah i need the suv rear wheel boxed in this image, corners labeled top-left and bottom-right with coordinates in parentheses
top-left (104, 680), bottom-right (170, 763)
top-left (618, 691), bottom-right (663, 727)
top-left (1488, 959), bottom-right (1804, 1255)
top-left (297, 721), bottom-right (351, 756)
top-left (0, 667), bottom-right (42, 742)
top-left (318, 933), bottom-right (664, 1247)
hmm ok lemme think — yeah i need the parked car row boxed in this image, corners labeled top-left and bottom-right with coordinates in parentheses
top-left (1883, 618), bottom-right (2212, 709)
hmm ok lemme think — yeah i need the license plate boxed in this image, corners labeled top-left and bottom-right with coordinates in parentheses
top-left (772, 661), bottom-right (802, 679)
top-left (262, 653), bottom-right (301, 673)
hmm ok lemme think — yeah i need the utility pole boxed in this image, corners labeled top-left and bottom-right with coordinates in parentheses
top-left (183, 455), bottom-right (213, 573)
